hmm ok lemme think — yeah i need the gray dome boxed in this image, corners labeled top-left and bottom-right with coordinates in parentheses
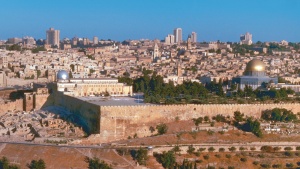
top-left (57, 70), bottom-right (69, 81)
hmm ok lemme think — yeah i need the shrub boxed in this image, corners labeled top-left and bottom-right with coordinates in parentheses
top-left (156, 123), bottom-right (168, 135)
top-left (284, 151), bottom-right (293, 157)
top-left (198, 148), bottom-right (206, 152)
top-left (208, 147), bottom-right (215, 152)
top-left (253, 161), bottom-right (259, 165)
top-left (219, 148), bottom-right (225, 152)
top-left (215, 154), bottom-right (221, 158)
top-left (240, 157), bottom-right (247, 162)
top-left (187, 145), bottom-right (195, 154)
top-left (272, 164), bottom-right (282, 168)
top-left (228, 146), bottom-right (236, 152)
top-left (286, 163), bottom-right (294, 168)
top-left (273, 147), bottom-right (281, 152)
top-left (203, 154), bottom-right (209, 160)
top-left (207, 130), bottom-right (214, 135)
top-left (228, 166), bottom-right (235, 169)
top-left (225, 154), bottom-right (231, 159)
top-left (296, 146), bottom-right (300, 150)
top-left (239, 147), bottom-right (246, 151)
top-left (284, 147), bottom-right (293, 151)
top-left (260, 163), bottom-right (270, 168)
top-left (250, 147), bottom-right (256, 151)
top-left (261, 146), bottom-right (274, 153)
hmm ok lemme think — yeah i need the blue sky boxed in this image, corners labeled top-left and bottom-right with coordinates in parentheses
top-left (0, 0), bottom-right (299, 42)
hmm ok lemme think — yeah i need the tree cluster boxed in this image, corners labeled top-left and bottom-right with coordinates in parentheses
top-left (85, 157), bottom-right (112, 169)
top-left (261, 108), bottom-right (298, 122)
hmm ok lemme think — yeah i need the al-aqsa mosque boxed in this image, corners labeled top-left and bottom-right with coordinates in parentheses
top-left (232, 59), bottom-right (278, 90)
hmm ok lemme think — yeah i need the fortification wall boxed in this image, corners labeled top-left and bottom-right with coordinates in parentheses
top-left (54, 93), bottom-right (100, 134)
top-left (99, 103), bottom-right (300, 143)
top-left (34, 94), bottom-right (52, 110)
top-left (0, 99), bottom-right (23, 115)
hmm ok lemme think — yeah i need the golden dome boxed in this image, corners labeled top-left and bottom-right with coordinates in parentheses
top-left (245, 59), bottom-right (265, 72)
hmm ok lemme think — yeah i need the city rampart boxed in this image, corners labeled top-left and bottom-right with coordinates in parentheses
top-left (54, 93), bottom-right (100, 134)
top-left (98, 103), bottom-right (300, 143)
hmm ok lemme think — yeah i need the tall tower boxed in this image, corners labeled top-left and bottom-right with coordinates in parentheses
top-left (93, 36), bottom-right (99, 45)
top-left (164, 34), bottom-right (175, 45)
top-left (46, 28), bottom-right (60, 47)
top-left (173, 28), bottom-right (182, 44)
top-left (191, 32), bottom-right (197, 43)
top-left (240, 32), bottom-right (252, 45)
top-left (177, 61), bottom-right (182, 77)
top-left (153, 43), bottom-right (159, 58)
top-left (187, 37), bottom-right (192, 50)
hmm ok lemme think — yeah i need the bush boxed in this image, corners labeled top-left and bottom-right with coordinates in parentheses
top-left (208, 147), bottom-right (215, 152)
top-left (187, 145), bottom-right (195, 154)
top-left (228, 166), bottom-right (235, 169)
top-left (207, 130), bottom-right (214, 135)
top-left (219, 148), bottom-right (225, 152)
top-left (286, 163), bottom-right (294, 168)
top-left (225, 154), bottom-right (231, 159)
top-left (203, 154), bottom-right (209, 160)
top-left (296, 146), bottom-right (300, 150)
top-left (27, 159), bottom-right (46, 169)
top-left (253, 161), bottom-right (259, 165)
top-left (156, 123), bottom-right (168, 135)
top-left (239, 147), bottom-right (246, 151)
top-left (215, 154), bottom-right (221, 158)
top-left (240, 157), bottom-right (247, 162)
top-left (198, 148), bottom-right (206, 152)
top-left (250, 147), bottom-right (256, 151)
top-left (273, 147), bottom-right (281, 152)
top-left (272, 164), bottom-right (282, 168)
top-left (260, 163), bottom-right (270, 168)
top-left (228, 147), bottom-right (236, 152)
top-left (261, 146), bottom-right (274, 152)
top-left (284, 151), bottom-right (293, 157)
top-left (284, 147), bottom-right (293, 151)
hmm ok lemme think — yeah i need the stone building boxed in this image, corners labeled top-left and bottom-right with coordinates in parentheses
top-left (56, 70), bottom-right (132, 97)
top-left (232, 59), bottom-right (278, 90)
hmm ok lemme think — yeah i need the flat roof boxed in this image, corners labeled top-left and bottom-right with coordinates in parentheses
top-left (78, 95), bottom-right (151, 106)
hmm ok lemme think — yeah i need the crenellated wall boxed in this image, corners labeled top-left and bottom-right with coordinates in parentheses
top-left (98, 103), bottom-right (300, 143)
top-left (49, 93), bottom-right (300, 143)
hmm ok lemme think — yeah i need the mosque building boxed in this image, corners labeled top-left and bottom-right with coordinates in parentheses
top-left (56, 70), bottom-right (132, 97)
top-left (232, 59), bottom-right (278, 90)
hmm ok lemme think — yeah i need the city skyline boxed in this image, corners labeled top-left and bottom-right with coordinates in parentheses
top-left (0, 0), bottom-right (300, 42)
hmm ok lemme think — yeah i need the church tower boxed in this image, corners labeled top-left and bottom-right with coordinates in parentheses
top-left (153, 43), bottom-right (159, 59)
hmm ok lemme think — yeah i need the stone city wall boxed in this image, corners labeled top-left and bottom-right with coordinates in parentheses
top-left (34, 94), bottom-right (52, 110)
top-left (98, 103), bottom-right (300, 143)
top-left (0, 99), bottom-right (23, 115)
top-left (54, 93), bottom-right (100, 134)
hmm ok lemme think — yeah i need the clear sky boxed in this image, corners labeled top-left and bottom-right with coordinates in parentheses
top-left (0, 0), bottom-right (299, 42)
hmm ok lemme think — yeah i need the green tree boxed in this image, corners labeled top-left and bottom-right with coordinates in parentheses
top-left (155, 151), bottom-right (176, 169)
top-left (85, 157), bottom-right (112, 169)
top-left (135, 148), bottom-right (148, 165)
top-left (187, 145), bottom-right (195, 154)
top-left (27, 159), bottom-right (46, 169)
top-left (156, 123), bottom-right (168, 135)
top-left (0, 156), bottom-right (20, 169)
top-left (234, 111), bottom-right (244, 123)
